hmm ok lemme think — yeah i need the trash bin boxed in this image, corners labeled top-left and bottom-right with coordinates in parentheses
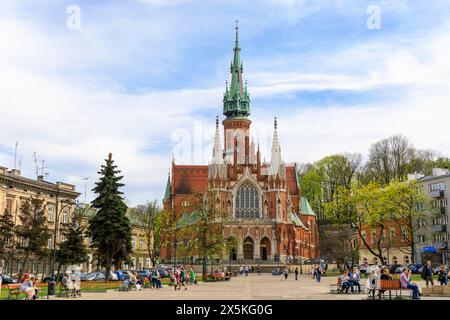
top-left (48, 277), bottom-right (56, 295)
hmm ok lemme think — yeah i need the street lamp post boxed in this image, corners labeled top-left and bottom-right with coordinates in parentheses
top-left (50, 197), bottom-right (81, 279)
top-left (173, 225), bottom-right (180, 272)
top-left (48, 198), bottom-right (81, 299)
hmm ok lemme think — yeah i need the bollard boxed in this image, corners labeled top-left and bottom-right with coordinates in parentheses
top-left (48, 277), bottom-right (56, 296)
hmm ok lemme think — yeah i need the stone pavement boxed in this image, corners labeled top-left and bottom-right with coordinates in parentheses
top-left (58, 274), bottom-right (450, 300)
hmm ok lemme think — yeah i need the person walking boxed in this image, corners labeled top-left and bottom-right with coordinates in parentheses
top-left (283, 268), bottom-right (289, 280)
top-left (294, 267), bottom-right (298, 281)
top-left (256, 264), bottom-right (261, 276)
top-left (401, 268), bottom-right (420, 300)
top-left (189, 268), bottom-right (196, 285)
top-left (421, 260), bottom-right (434, 287)
top-left (316, 267), bottom-right (322, 283)
top-left (311, 265), bottom-right (316, 279)
top-left (179, 266), bottom-right (188, 290)
top-left (244, 265), bottom-right (249, 277)
top-left (438, 265), bottom-right (448, 286)
top-left (151, 268), bottom-right (158, 289)
top-left (239, 265), bottom-right (244, 276)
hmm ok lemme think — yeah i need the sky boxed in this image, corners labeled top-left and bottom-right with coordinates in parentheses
top-left (1, 0), bottom-right (450, 206)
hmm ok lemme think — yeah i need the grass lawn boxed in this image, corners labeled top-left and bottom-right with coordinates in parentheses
top-left (0, 283), bottom-right (124, 300)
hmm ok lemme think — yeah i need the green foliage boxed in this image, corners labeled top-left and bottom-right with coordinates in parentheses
top-left (0, 208), bottom-right (15, 260)
top-left (56, 225), bottom-right (88, 267)
top-left (300, 153), bottom-right (362, 220)
top-left (326, 179), bottom-right (427, 262)
top-left (180, 193), bottom-right (228, 276)
top-left (88, 153), bottom-right (132, 278)
top-left (15, 197), bottom-right (51, 273)
top-left (129, 200), bottom-right (174, 267)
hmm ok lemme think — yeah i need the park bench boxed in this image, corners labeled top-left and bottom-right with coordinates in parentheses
top-left (6, 283), bottom-right (44, 299)
top-left (372, 279), bottom-right (412, 300)
top-left (6, 284), bottom-right (22, 299)
top-left (329, 277), bottom-right (342, 293)
top-left (329, 277), bottom-right (366, 294)
top-left (206, 273), bottom-right (225, 281)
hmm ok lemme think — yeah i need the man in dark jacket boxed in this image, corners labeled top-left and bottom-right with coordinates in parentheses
top-left (421, 260), bottom-right (434, 287)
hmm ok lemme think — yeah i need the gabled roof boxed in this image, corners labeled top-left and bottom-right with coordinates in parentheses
top-left (290, 212), bottom-right (307, 229)
top-left (300, 196), bottom-right (316, 217)
top-left (177, 210), bottom-right (201, 227)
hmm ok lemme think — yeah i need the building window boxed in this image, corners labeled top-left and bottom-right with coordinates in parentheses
top-left (371, 230), bottom-right (377, 244)
top-left (404, 256), bottom-right (410, 264)
top-left (431, 199), bottom-right (448, 208)
top-left (62, 209), bottom-right (69, 224)
top-left (61, 235), bottom-right (66, 242)
top-left (48, 237), bottom-right (53, 248)
top-left (140, 239), bottom-right (144, 250)
top-left (181, 200), bottom-right (189, 207)
top-left (429, 182), bottom-right (446, 192)
top-left (390, 229), bottom-right (396, 241)
top-left (235, 182), bottom-right (260, 219)
top-left (401, 226), bottom-right (408, 240)
top-left (417, 235), bottom-right (426, 243)
top-left (132, 237), bottom-right (136, 249)
top-left (6, 198), bottom-right (13, 213)
top-left (48, 206), bottom-right (54, 222)
top-left (393, 256), bottom-right (398, 264)
top-left (417, 218), bottom-right (425, 228)
top-left (432, 216), bottom-right (448, 225)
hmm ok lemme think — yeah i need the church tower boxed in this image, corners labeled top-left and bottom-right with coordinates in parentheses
top-left (223, 21), bottom-right (251, 165)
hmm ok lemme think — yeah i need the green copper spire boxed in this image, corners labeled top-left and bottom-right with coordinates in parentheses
top-left (223, 20), bottom-right (250, 118)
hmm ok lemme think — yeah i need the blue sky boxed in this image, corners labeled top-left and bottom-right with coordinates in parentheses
top-left (1, 0), bottom-right (450, 205)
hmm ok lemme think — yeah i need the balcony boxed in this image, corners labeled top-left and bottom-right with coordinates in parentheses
top-left (440, 207), bottom-right (447, 215)
top-left (432, 224), bottom-right (447, 232)
top-left (430, 190), bottom-right (445, 198)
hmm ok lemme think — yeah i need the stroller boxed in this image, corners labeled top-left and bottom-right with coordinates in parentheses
top-left (119, 278), bottom-right (131, 292)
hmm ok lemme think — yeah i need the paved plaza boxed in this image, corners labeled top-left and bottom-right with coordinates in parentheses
top-left (58, 274), bottom-right (450, 300)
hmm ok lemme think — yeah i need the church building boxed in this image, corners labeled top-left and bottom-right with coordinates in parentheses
top-left (163, 25), bottom-right (319, 264)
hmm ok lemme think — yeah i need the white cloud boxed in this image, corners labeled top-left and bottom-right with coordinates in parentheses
top-left (1, 1), bottom-right (449, 206)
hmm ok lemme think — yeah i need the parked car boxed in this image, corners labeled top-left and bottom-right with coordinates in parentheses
top-left (14, 273), bottom-right (36, 283)
top-left (157, 268), bottom-right (169, 277)
top-left (137, 270), bottom-right (150, 279)
top-left (119, 270), bottom-right (135, 278)
top-left (42, 273), bottom-right (67, 283)
top-left (394, 265), bottom-right (407, 274)
top-left (114, 270), bottom-right (127, 281)
top-left (408, 264), bottom-right (422, 274)
top-left (0, 274), bottom-right (18, 284)
top-left (358, 265), bottom-right (367, 274)
top-left (83, 272), bottom-right (105, 281)
top-left (366, 264), bottom-right (379, 274)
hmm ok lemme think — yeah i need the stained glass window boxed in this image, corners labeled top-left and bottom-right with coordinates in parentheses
top-left (235, 182), bottom-right (259, 219)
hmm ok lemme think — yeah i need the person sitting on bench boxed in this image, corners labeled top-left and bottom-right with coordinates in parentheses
top-left (340, 271), bottom-right (351, 294)
top-left (350, 267), bottom-right (361, 293)
top-left (400, 267), bottom-right (420, 300)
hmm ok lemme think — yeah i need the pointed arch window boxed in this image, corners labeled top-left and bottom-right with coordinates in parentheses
top-left (235, 182), bottom-right (260, 219)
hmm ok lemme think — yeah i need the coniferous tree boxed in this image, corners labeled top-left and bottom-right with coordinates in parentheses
top-left (88, 153), bottom-right (132, 281)
top-left (15, 197), bottom-right (51, 277)
top-left (0, 208), bottom-right (15, 274)
top-left (56, 223), bottom-right (88, 275)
